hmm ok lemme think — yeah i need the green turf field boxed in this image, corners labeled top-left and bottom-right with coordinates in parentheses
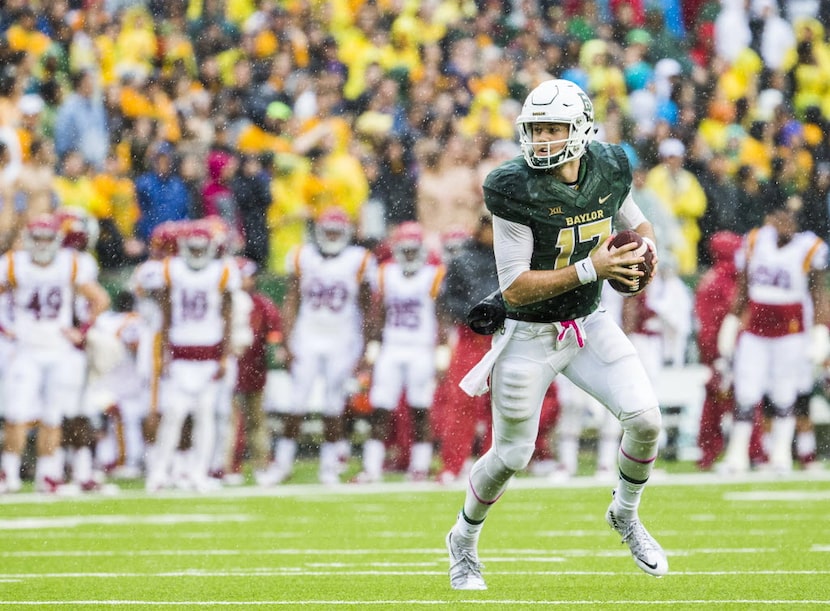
top-left (1, 468), bottom-right (829, 610)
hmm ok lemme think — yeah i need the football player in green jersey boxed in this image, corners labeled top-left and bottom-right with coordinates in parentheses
top-left (446, 79), bottom-right (668, 590)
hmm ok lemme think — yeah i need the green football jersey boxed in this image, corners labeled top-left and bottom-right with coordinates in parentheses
top-left (483, 141), bottom-right (632, 321)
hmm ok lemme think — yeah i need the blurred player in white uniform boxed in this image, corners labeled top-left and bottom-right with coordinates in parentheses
top-left (0, 214), bottom-right (109, 493)
top-left (0, 287), bottom-right (13, 424)
top-left (625, 254), bottom-right (693, 375)
top-left (355, 222), bottom-right (449, 482)
top-left (201, 220), bottom-right (254, 483)
top-left (259, 207), bottom-right (377, 485)
top-left (718, 201), bottom-right (829, 473)
top-left (623, 254), bottom-right (693, 455)
top-left (88, 291), bottom-right (146, 479)
top-left (128, 220), bottom-right (181, 475)
top-left (146, 221), bottom-right (239, 492)
top-left (53, 207), bottom-right (109, 491)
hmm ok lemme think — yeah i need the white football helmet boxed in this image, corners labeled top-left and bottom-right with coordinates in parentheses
top-left (178, 222), bottom-right (217, 270)
top-left (23, 214), bottom-right (63, 265)
top-left (391, 221), bottom-right (426, 274)
top-left (516, 79), bottom-right (595, 169)
top-left (314, 207), bottom-right (353, 256)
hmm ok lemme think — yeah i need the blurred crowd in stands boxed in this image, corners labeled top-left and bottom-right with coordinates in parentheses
top-left (1, 0), bottom-right (830, 489)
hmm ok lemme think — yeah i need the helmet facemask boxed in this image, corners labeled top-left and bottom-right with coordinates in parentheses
top-left (24, 217), bottom-right (63, 265)
top-left (314, 209), bottom-right (353, 256)
top-left (179, 230), bottom-right (216, 270)
top-left (390, 221), bottom-right (426, 274)
top-left (393, 240), bottom-right (426, 274)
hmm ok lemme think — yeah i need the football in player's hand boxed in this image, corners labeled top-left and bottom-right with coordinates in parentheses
top-left (606, 230), bottom-right (654, 296)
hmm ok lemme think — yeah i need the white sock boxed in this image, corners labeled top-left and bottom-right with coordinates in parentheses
top-left (558, 436), bottom-right (579, 474)
top-left (796, 430), bottom-right (816, 459)
top-left (453, 510), bottom-right (484, 549)
top-left (275, 438), bottom-right (298, 473)
top-left (192, 412), bottom-right (216, 481)
top-left (724, 420), bottom-right (753, 471)
top-left (73, 447), bottom-right (93, 484)
top-left (770, 416), bottom-right (796, 470)
top-left (319, 442), bottom-right (338, 477)
top-left (53, 447), bottom-right (66, 480)
top-left (613, 471), bottom-right (646, 518)
top-left (171, 450), bottom-right (189, 482)
top-left (36, 453), bottom-right (58, 483)
top-left (409, 442), bottom-right (433, 476)
top-left (2, 452), bottom-right (21, 486)
top-left (362, 439), bottom-right (385, 478)
top-left (337, 439), bottom-right (351, 462)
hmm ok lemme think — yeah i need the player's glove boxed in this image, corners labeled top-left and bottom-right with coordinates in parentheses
top-left (467, 290), bottom-right (506, 336)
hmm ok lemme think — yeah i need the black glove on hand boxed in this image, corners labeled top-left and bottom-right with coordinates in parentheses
top-left (467, 290), bottom-right (506, 336)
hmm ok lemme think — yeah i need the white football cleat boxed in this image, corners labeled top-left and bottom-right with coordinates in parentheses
top-left (318, 469), bottom-right (340, 485)
top-left (222, 472), bottom-right (245, 486)
top-left (350, 471), bottom-right (381, 484)
top-left (254, 466), bottom-right (291, 487)
top-left (0, 472), bottom-right (22, 494)
top-left (606, 502), bottom-right (668, 577)
top-left (446, 530), bottom-right (487, 590)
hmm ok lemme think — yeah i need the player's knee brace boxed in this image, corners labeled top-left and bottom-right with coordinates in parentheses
top-left (620, 405), bottom-right (662, 444)
top-left (497, 440), bottom-right (535, 472)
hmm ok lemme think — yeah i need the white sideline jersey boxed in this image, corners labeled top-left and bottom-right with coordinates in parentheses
top-left (377, 261), bottom-right (445, 348)
top-left (163, 256), bottom-right (240, 347)
top-left (740, 226), bottom-right (828, 306)
top-left (0, 248), bottom-right (96, 349)
top-left (287, 243), bottom-right (377, 339)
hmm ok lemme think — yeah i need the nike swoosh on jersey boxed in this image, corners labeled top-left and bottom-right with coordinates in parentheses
top-left (598, 193), bottom-right (612, 204)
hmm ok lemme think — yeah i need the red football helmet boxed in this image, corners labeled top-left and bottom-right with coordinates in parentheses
top-left (391, 221), bottom-right (426, 274)
top-left (314, 207), bottom-right (353, 256)
top-left (54, 206), bottom-right (99, 252)
top-left (441, 225), bottom-right (470, 260)
top-left (24, 213), bottom-right (64, 264)
top-left (178, 221), bottom-right (217, 270)
top-left (149, 220), bottom-right (184, 259)
top-left (197, 215), bottom-right (229, 254)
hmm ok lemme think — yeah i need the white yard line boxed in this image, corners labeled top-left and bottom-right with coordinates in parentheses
top-left (0, 547), bottom-right (792, 558)
top-left (0, 514), bottom-right (252, 530)
top-left (0, 569), bottom-right (829, 578)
